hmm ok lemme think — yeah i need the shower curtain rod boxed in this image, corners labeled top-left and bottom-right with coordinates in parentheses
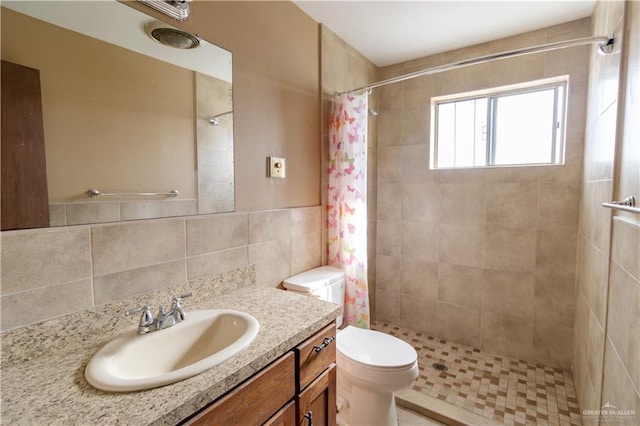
top-left (338, 35), bottom-right (614, 96)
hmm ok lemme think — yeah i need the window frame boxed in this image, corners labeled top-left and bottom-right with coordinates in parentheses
top-left (430, 78), bottom-right (568, 170)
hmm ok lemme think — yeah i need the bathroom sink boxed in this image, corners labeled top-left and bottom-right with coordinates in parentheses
top-left (85, 309), bottom-right (259, 392)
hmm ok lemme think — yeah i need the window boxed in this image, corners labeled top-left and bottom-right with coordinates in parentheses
top-left (430, 78), bottom-right (568, 169)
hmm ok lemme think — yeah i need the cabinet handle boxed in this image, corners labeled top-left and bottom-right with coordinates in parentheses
top-left (303, 411), bottom-right (313, 426)
top-left (313, 336), bottom-right (334, 353)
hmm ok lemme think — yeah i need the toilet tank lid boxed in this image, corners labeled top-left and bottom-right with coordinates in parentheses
top-left (283, 266), bottom-right (345, 292)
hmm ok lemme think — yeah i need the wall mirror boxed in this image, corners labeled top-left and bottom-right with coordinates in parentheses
top-left (1, 0), bottom-right (234, 231)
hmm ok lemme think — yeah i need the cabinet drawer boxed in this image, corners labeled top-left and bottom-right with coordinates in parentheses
top-left (295, 323), bottom-right (336, 391)
top-left (263, 400), bottom-right (296, 426)
top-left (184, 352), bottom-right (295, 426)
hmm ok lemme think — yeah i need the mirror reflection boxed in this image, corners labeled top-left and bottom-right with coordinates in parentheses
top-left (1, 0), bottom-right (234, 231)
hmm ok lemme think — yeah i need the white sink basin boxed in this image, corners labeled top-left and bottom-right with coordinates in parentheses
top-left (85, 309), bottom-right (259, 392)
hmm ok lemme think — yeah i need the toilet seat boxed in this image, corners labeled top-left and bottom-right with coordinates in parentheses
top-left (337, 326), bottom-right (417, 369)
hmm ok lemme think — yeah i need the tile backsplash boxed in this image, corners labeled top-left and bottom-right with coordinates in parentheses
top-left (1, 206), bottom-right (322, 331)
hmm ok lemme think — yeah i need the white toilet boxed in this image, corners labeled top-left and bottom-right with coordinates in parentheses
top-left (284, 266), bottom-right (419, 426)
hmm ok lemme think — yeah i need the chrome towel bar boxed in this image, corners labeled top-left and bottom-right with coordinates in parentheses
top-left (602, 196), bottom-right (639, 214)
top-left (87, 189), bottom-right (179, 198)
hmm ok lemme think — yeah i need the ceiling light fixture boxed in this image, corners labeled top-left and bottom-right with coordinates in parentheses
top-left (144, 21), bottom-right (200, 49)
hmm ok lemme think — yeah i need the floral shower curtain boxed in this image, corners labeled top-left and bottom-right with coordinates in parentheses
top-left (328, 93), bottom-right (370, 329)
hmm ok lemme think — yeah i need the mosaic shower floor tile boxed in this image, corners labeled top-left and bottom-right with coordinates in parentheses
top-left (372, 321), bottom-right (581, 426)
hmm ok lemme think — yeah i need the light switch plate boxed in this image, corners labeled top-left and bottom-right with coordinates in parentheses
top-left (267, 156), bottom-right (286, 178)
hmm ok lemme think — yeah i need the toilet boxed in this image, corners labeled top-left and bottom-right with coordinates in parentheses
top-left (284, 266), bottom-right (419, 426)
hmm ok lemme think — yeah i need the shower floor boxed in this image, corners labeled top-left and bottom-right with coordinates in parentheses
top-left (371, 321), bottom-right (582, 426)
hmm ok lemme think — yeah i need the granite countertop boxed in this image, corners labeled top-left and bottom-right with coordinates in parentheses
top-left (0, 274), bottom-right (340, 425)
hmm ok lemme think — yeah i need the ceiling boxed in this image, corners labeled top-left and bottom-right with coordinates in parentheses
top-left (293, 1), bottom-right (596, 67)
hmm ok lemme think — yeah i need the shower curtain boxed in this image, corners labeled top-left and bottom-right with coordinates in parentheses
top-left (328, 93), bottom-right (370, 329)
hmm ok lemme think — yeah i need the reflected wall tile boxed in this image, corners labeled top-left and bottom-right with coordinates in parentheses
top-left (66, 203), bottom-right (120, 225)
top-left (437, 262), bottom-right (482, 309)
top-left (437, 302), bottom-right (481, 348)
top-left (1, 228), bottom-right (91, 295)
top-left (400, 259), bottom-right (438, 301)
top-left (120, 199), bottom-right (198, 221)
top-left (485, 182), bottom-right (538, 229)
top-left (484, 228), bottom-right (537, 273)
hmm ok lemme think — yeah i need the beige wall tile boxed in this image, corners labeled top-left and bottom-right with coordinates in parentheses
top-left (482, 270), bottom-right (535, 321)
top-left (402, 221), bottom-right (439, 262)
top-left (92, 219), bottom-right (185, 277)
top-left (248, 209), bottom-right (292, 244)
top-left (376, 289), bottom-right (399, 324)
top-left (377, 146), bottom-right (402, 183)
top-left (0, 279), bottom-right (93, 331)
top-left (485, 182), bottom-right (538, 229)
top-left (248, 239), bottom-right (291, 287)
top-left (439, 224), bottom-right (484, 268)
top-left (93, 259), bottom-right (186, 305)
top-left (607, 262), bottom-right (640, 392)
top-left (400, 259), bottom-right (438, 301)
top-left (399, 295), bottom-right (437, 336)
top-left (187, 247), bottom-right (248, 280)
top-left (437, 302), bottom-right (481, 348)
top-left (611, 217), bottom-right (640, 281)
top-left (601, 340), bottom-right (640, 426)
top-left (378, 111), bottom-right (403, 147)
top-left (481, 311), bottom-right (533, 360)
top-left (377, 220), bottom-right (402, 256)
top-left (186, 213), bottom-right (248, 256)
top-left (489, 54), bottom-right (545, 87)
top-left (291, 231), bottom-right (322, 275)
top-left (581, 240), bottom-right (609, 326)
top-left (438, 263), bottom-right (482, 309)
top-left (586, 308), bottom-right (605, 402)
top-left (402, 182), bottom-right (441, 222)
top-left (376, 255), bottom-right (400, 292)
top-left (532, 323), bottom-right (573, 369)
top-left (48, 204), bottom-right (67, 227)
top-left (401, 145), bottom-right (435, 183)
top-left (1, 228), bottom-right (91, 295)
top-left (440, 183), bottom-right (485, 226)
top-left (484, 228), bottom-right (537, 273)
top-left (538, 182), bottom-right (581, 230)
top-left (377, 183), bottom-right (402, 221)
top-left (291, 207), bottom-right (322, 236)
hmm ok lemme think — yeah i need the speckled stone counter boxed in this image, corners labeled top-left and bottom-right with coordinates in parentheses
top-left (0, 267), bottom-right (340, 425)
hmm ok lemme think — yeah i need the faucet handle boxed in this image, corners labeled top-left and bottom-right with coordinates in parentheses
top-left (173, 292), bottom-right (192, 303)
top-left (125, 305), bottom-right (155, 334)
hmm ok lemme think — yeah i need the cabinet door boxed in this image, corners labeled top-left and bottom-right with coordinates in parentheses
top-left (183, 352), bottom-right (295, 426)
top-left (297, 364), bottom-right (336, 426)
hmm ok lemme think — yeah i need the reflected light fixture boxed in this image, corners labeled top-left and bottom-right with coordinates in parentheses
top-left (136, 0), bottom-right (191, 21)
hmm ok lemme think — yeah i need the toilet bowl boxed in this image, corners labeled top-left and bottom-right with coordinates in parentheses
top-left (336, 326), bottom-right (419, 426)
top-left (283, 267), bottom-right (419, 426)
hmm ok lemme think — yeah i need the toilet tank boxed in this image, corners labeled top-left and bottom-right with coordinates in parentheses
top-left (283, 266), bottom-right (345, 327)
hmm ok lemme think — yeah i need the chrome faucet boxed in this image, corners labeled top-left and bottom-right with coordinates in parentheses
top-left (125, 293), bottom-right (192, 334)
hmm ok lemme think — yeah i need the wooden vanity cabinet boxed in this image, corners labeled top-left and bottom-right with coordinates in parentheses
top-left (294, 323), bottom-right (337, 426)
top-left (182, 322), bottom-right (337, 426)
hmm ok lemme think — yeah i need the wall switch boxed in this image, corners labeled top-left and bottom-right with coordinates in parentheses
top-left (267, 156), bottom-right (286, 178)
